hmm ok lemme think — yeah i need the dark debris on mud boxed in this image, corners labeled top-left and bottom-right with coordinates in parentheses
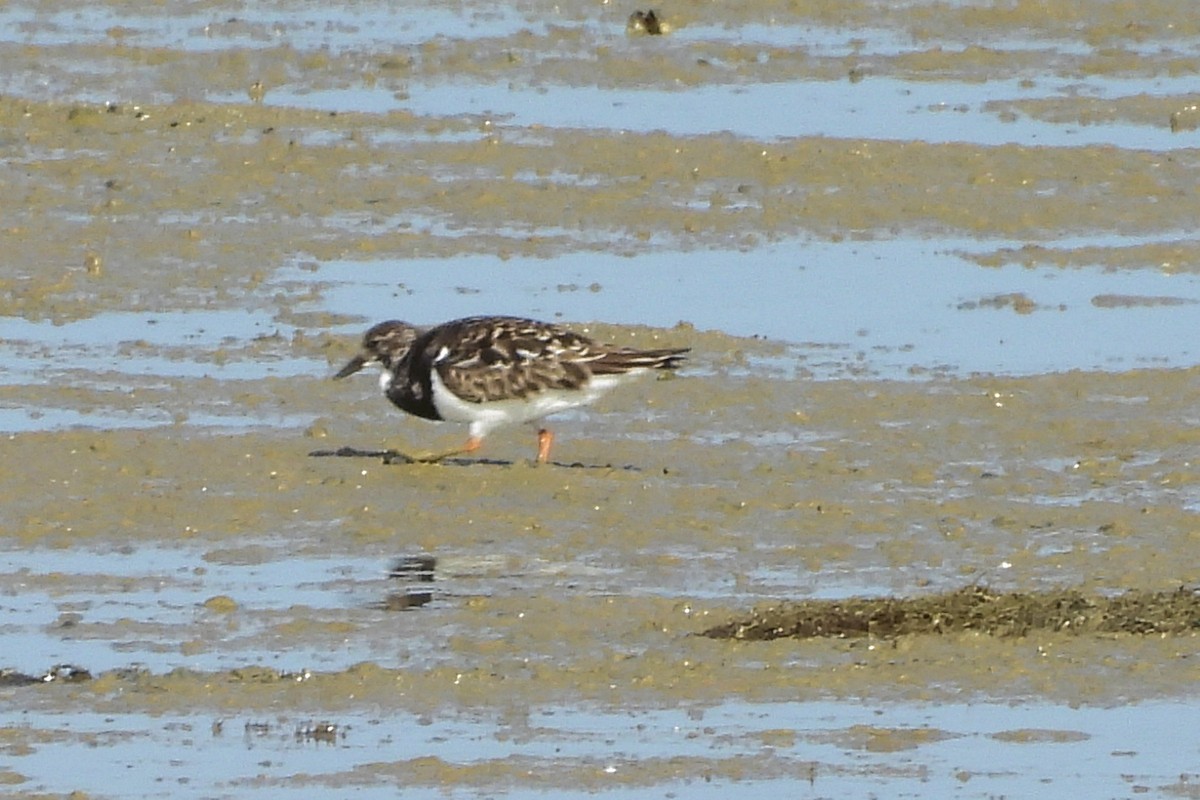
top-left (308, 446), bottom-right (641, 470)
top-left (702, 586), bottom-right (1200, 641)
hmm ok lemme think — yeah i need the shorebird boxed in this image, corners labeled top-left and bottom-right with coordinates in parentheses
top-left (334, 315), bottom-right (688, 463)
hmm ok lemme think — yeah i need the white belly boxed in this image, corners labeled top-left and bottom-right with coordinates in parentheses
top-left (430, 370), bottom-right (641, 437)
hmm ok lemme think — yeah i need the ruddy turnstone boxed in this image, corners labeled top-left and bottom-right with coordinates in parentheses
top-left (334, 315), bottom-right (688, 463)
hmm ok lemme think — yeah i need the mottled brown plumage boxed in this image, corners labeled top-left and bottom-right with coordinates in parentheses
top-left (335, 315), bottom-right (688, 462)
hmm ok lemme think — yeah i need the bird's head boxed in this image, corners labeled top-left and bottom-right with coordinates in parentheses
top-left (334, 320), bottom-right (421, 379)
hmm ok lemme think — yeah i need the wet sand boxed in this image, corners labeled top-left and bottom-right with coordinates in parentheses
top-left (1, 1), bottom-right (1199, 797)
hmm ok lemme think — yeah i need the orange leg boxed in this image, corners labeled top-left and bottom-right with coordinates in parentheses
top-left (402, 435), bottom-right (483, 463)
top-left (536, 428), bottom-right (554, 464)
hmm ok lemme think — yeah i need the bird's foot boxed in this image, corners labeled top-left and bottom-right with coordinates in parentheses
top-left (384, 437), bottom-right (483, 465)
top-left (387, 449), bottom-right (454, 464)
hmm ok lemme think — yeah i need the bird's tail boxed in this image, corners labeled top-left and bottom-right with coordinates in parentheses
top-left (591, 347), bottom-right (689, 375)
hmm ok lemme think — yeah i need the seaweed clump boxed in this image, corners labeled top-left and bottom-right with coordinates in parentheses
top-left (701, 586), bottom-right (1200, 641)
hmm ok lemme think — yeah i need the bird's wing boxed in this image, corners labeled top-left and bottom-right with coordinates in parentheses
top-left (432, 319), bottom-right (600, 403)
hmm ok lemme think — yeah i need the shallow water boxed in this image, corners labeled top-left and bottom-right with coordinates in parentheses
top-left (294, 239), bottom-right (1200, 377)
top-left (1, 0), bottom-right (1199, 798)
top-left (273, 74), bottom-right (1200, 149)
top-left (8, 701), bottom-right (1197, 799)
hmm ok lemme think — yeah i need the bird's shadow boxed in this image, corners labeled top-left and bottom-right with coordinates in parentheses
top-left (308, 445), bottom-right (641, 471)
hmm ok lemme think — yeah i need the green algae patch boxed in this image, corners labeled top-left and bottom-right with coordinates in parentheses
top-left (962, 241), bottom-right (1200, 275)
top-left (990, 728), bottom-right (1090, 744)
top-left (701, 586), bottom-right (1200, 641)
top-left (809, 724), bottom-right (959, 753)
